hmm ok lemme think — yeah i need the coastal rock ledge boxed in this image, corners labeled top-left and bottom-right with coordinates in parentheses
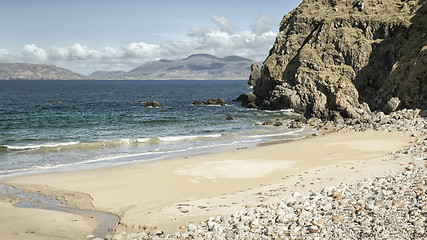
top-left (250, 0), bottom-right (426, 120)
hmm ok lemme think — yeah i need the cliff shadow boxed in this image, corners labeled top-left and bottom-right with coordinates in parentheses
top-left (354, 2), bottom-right (427, 110)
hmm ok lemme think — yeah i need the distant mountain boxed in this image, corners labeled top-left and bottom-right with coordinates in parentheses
top-left (0, 63), bottom-right (87, 80)
top-left (89, 54), bottom-right (253, 80)
top-left (88, 70), bottom-right (126, 79)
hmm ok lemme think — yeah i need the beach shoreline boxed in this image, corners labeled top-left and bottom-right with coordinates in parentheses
top-left (1, 124), bottom-right (422, 239)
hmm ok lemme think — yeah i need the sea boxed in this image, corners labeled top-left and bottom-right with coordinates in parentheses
top-left (0, 80), bottom-right (312, 179)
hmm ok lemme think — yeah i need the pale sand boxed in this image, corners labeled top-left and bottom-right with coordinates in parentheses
top-left (0, 201), bottom-right (96, 240)
top-left (0, 130), bottom-right (411, 238)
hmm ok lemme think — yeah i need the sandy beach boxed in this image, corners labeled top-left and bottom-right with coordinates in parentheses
top-left (0, 129), bottom-right (416, 239)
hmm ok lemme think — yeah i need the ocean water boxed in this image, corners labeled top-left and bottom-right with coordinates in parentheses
top-left (0, 80), bottom-right (310, 178)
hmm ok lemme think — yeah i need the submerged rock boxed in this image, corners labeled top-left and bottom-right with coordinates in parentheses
top-left (144, 101), bottom-right (164, 108)
top-left (193, 98), bottom-right (227, 106)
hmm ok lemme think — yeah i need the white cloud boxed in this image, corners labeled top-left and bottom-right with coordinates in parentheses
top-left (251, 14), bottom-right (276, 35)
top-left (0, 15), bottom-right (278, 74)
top-left (48, 46), bottom-right (70, 61)
top-left (0, 49), bottom-right (14, 62)
top-left (210, 15), bottom-right (236, 34)
top-left (183, 15), bottom-right (277, 59)
top-left (68, 43), bottom-right (93, 59)
top-left (187, 28), bottom-right (209, 37)
top-left (22, 44), bottom-right (48, 62)
top-left (124, 42), bottom-right (164, 58)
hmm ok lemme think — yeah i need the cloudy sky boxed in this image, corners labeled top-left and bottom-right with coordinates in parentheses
top-left (0, 0), bottom-right (302, 74)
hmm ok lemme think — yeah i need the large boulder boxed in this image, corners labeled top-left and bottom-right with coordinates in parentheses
top-left (383, 97), bottom-right (401, 114)
top-left (251, 0), bottom-right (426, 119)
top-left (233, 93), bottom-right (257, 108)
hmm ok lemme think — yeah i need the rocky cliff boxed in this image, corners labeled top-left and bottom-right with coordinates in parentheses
top-left (251, 0), bottom-right (426, 120)
top-left (0, 63), bottom-right (87, 80)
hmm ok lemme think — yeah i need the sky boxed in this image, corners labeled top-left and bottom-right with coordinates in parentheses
top-left (0, 0), bottom-right (302, 74)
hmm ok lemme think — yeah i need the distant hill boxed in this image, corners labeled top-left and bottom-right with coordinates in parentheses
top-left (89, 54), bottom-right (253, 80)
top-left (88, 70), bottom-right (126, 79)
top-left (0, 63), bottom-right (87, 80)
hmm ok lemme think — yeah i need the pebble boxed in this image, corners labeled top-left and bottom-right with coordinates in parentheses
top-left (308, 225), bottom-right (319, 233)
top-left (292, 192), bottom-right (302, 198)
top-left (107, 109), bottom-right (427, 240)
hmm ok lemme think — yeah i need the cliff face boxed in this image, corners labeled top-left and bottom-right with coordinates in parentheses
top-left (0, 63), bottom-right (87, 80)
top-left (253, 0), bottom-right (426, 119)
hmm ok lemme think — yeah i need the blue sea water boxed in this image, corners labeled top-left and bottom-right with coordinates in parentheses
top-left (0, 80), bottom-right (309, 178)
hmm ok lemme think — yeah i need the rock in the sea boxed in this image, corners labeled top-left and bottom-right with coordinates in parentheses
top-left (144, 101), bottom-right (164, 108)
top-left (193, 98), bottom-right (227, 106)
top-left (233, 94), bottom-right (247, 102)
top-left (262, 121), bottom-right (273, 125)
top-left (234, 93), bottom-right (258, 108)
top-left (290, 120), bottom-right (303, 129)
top-left (192, 100), bottom-right (202, 105)
top-left (273, 121), bottom-right (283, 127)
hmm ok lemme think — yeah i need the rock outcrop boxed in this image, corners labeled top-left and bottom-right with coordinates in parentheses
top-left (252, 0), bottom-right (426, 119)
top-left (248, 62), bottom-right (261, 86)
top-left (0, 63), bottom-right (87, 80)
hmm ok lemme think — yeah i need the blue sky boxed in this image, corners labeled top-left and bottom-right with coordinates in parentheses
top-left (0, 0), bottom-right (302, 74)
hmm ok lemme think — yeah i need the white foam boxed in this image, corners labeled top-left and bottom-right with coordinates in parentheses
top-left (136, 138), bottom-right (150, 143)
top-left (5, 141), bottom-right (80, 150)
top-left (247, 129), bottom-right (304, 139)
top-left (158, 134), bottom-right (222, 142)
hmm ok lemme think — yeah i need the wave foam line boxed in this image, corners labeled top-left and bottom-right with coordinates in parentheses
top-left (2, 141), bottom-right (80, 150)
top-left (1, 134), bottom-right (224, 152)
top-left (246, 129), bottom-right (304, 139)
top-left (158, 134), bottom-right (222, 142)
